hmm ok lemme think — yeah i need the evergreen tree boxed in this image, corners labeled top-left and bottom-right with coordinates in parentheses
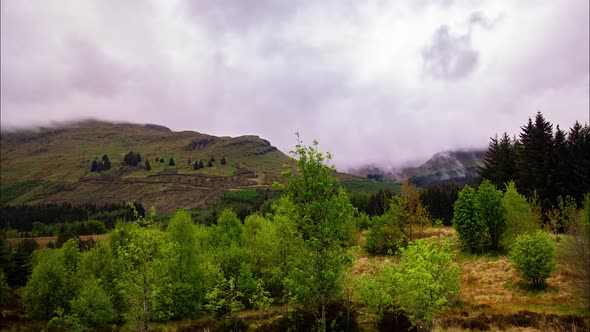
top-left (193, 160), bottom-right (199, 170)
top-left (169, 158), bottom-right (175, 166)
top-left (221, 156), bottom-right (227, 165)
top-left (479, 135), bottom-right (499, 182)
top-left (160, 158), bottom-right (164, 163)
top-left (567, 122), bottom-right (590, 204)
top-left (101, 155), bottom-right (111, 170)
top-left (552, 126), bottom-right (569, 199)
top-left (520, 112), bottom-right (554, 210)
top-left (207, 160), bottom-right (213, 167)
top-left (210, 156), bottom-right (215, 162)
top-left (199, 160), bottom-right (204, 169)
top-left (90, 160), bottom-right (98, 172)
top-left (145, 160), bottom-right (151, 171)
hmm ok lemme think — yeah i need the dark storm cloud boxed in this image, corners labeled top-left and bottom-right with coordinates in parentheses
top-left (421, 25), bottom-right (479, 80)
top-left (1, 0), bottom-right (588, 168)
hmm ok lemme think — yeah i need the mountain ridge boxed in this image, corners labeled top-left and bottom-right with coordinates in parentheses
top-left (349, 149), bottom-right (486, 186)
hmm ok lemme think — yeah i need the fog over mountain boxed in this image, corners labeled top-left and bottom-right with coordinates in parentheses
top-left (1, 0), bottom-right (588, 170)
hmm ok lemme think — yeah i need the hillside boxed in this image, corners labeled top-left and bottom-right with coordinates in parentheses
top-left (0, 120), bottom-right (386, 213)
top-left (0, 120), bottom-right (294, 212)
top-left (350, 149), bottom-right (485, 186)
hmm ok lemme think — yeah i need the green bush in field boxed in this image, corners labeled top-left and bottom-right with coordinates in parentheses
top-left (365, 223), bottom-right (406, 255)
top-left (510, 230), bottom-right (557, 288)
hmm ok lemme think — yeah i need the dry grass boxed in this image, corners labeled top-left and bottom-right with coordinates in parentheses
top-left (6, 234), bottom-right (109, 248)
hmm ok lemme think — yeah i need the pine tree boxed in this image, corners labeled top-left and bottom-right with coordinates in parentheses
top-left (90, 160), bottom-right (98, 172)
top-left (207, 160), bottom-right (213, 167)
top-left (169, 158), bottom-right (175, 166)
top-left (193, 160), bottom-right (199, 170)
top-left (479, 135), bottom-right (499, 182)
top-left (210, 156), bottom-right (215, 162)
top-left (101, 155), bottom-right (111, 170)
top-left (221, 156), bottom-right (227, 165)
top-left (567, 122), bottom-right (590, 204)
top-left (199, 160), bottom-right (204, 169)
top-left (552, 126), bottom-right (569, 198)
top-left (145, 160), bottom-right (151, 171)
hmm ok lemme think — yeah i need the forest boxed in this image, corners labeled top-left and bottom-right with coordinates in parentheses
top-left (0, 114), bottom-right (589, 332)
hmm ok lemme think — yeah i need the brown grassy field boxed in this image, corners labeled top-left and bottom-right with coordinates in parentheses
top-left (5, 234), bottom-right (109, 248)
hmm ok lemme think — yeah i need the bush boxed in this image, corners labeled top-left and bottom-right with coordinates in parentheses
top-left (510, 230), bottom-right (557, 288)
top-left (365, 224), bottom-right (406, 255)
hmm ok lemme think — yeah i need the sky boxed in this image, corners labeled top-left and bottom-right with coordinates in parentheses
top-left (1, 0), bottom-right (589, 169)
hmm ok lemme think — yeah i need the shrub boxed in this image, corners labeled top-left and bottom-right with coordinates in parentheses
top-left (365, 224), bottom-right (406, 255)
top-left (510, 230), bottom-right (557, 288)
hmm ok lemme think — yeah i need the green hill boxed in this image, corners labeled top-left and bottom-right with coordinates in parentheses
top-left (0, 120), bottom-right (293, 212)
top-left (0, 120), bottom-right (386, 212)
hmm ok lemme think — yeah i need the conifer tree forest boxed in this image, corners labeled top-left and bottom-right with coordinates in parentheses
top-left (1, 115), bottom-right (589, 331)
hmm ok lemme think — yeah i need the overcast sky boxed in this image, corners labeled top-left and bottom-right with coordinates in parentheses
top-left (1, 0), bottom-right (588, 169)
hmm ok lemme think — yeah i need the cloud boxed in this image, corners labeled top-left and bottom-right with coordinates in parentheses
top-left (1, 0), bottom-right (588, 169)
top-left (421, 25), bottom-right (479, 80)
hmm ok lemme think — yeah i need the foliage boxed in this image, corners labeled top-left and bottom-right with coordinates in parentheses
top-left (453, 186), bottom-right (485, 253)
top-left (124, 151), bottom-right (142, 166)
top-left (0, 268), bottom-right (8, 306)
top-left (480, 112), bottom-right (590, 212)
top-left (421, 183), bottom-right (460, 226)
top-left (396, 240), bottom-right (461, 331)
top-left (22, 239), bottom-right (80, 320)
top-left (365, 224), bottom-right (406, 255)
top-left (510, 230), bottom-right (557, 288)
top-left (276, 136), bottom-right (357, 332)
top-left (546, 196), bottom-right (578, 233)
top-left (1, 202), bottom-right (143, 232)
top-left (501, 181), bottom-right (540, 249)
top-left (476, 180), bottom-right (507, 250)
top-left (69, 277), bottom-right (115, 328)
top-left (560, 193), bottom-right (590, 309)
top-left (398, 180), bottom-right (431, 240)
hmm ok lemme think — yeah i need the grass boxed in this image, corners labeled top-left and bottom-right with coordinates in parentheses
top-left (0, 180), bottom-right (42, 205)
top-left (341, 179), bottom-right (401, 194)
top-left (1, 121), bottom-right (291, 212)
top-left (349, 226), bottom-right (589, 331)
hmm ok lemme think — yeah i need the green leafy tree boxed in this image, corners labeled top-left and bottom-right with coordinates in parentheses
top-left (159, 211), bottom-right (205, 319)
top-left (453, 186), bottom-right (485, 253)
top-left (396, 240), bottom-right (460, 331)
top-left (398, 180), bottom-right (431, 240)
top-left (22, 239), bottom-right (80, 320)
top-left (275, 136), bottom-right (356, 332)
top-left (476, 180), bottom-right (507, 250)
top-left (69, 277), bottom-right (115, 328)
top-left (501, 181), bottom-right (540, 249)
top-left (510, 230), bottom-right (557, 288)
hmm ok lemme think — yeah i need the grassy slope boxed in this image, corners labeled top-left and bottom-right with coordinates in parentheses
top-left (0, 121), bottom-right (292, 212)
top-left (1, 121), bottom-right (379, 213)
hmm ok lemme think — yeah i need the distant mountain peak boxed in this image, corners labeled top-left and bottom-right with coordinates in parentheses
top-left (349, 148), bottom-right (486, 186)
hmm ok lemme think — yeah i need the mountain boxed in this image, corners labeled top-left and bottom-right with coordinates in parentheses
top-left (0, 120), bottom-right (294, 212)
top-left (0, 120), bottom-right (385, 212)
top-left (349, 149), bottom-right (486, 187)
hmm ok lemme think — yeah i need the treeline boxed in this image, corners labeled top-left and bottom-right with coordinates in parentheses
top-left (92, 151), bottom-right (228, 172)
top-left (0, 203), bottom-right (144, 232)
top-left (480, 112), bottom-right (589, 210)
